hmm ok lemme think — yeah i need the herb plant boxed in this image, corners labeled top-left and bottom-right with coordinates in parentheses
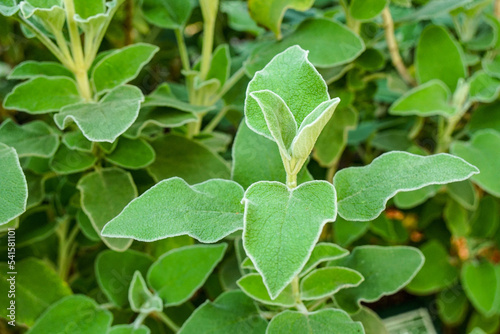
top-left (0, 0), bottom-right (500, 334)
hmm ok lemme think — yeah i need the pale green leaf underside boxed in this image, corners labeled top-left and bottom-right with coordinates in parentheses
top-left (0, 119), bottom-right (59, 158)
top-left (243, 180), bottom-right (337, 299)
top-left (469, 71), bottom-right (500, 103)
top-left (300, 267), bottom-right (364, 301)
top-left (334, 151), bottom-right (479, 221)
top-left (300, 242), bottom-right (349, 277)
top-left (147, 244), bottom-right (227, 306)
top-left (128, 271), bottom-right (162, 313)
top-left (237, 273), bottom-right (295, 307)
top-left (0, 143), bottom-right (28, 225)
top-left (102, 177), bottom-right (244, 243)
top-left (54, 85), bottom-right (144, 142)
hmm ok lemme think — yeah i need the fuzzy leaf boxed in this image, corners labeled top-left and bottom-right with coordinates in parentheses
top-left (105, 137), bottom-right (155, 169)
top-left (143, 83), bottom-right (214, 114)
top-left (102, 177), bottom-right (244, 243)
top-left (300, 267), bottom-right (364, 301)
top-left (237, 273), bottom-right (295, 307)
top-left (242, 180), bottom-right (337, 299)
top-left (300, 243), bottom-right (349, 277)
top-left (91, 43), bottom-right (159, 94)
top-left (350, 0), bottom-right (388, 21)
top-left (141, 0), bottom-right (192, 29)
top-left (461, 261), bottom-right (500, 317)
top-left (334, 151), bottom-right (479, 221)
top-left (147, 244), bottom-right (227, 306)
top-left (0, 143), bottom-right (28, 225)
top-left (451, 130), bottom-right (500, 197)
top-left (74, 0), bottom-right (105, 19)
top-left (54, 85), bottom-right (144, 143)
top-left (4, 76), bottom-right (83, 114)
top-left (8, 61), bottom-right (73, 79)
top-left (469, 71), bottom-right (500, 103)
top-left (49, 143), bottom-right (97, 174)
top-left (0, 0), bottom-right (19, 16)
top-left (0, 119), bottom-right (59, 158)
top-left (129, 271), bottom-right (163, 313)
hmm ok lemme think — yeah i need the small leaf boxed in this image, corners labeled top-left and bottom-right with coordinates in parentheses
top-left (461, 261), bottom-right (500, 317)
top-left (469, 102), bottom-right (500, 134)
top-left (74, 0), bottom-right (105, 19)
top-left (266, 309), bottom-right (364, 334)
top-left (416, 25), bottom-right (466, 91)
top-left (129, 271), bottom-right (163, 313)
top-left (350, 0), bottom-right (388, 21)
top-left (8, 61), bottom-right (73, 79)
top-left (105, 137), bottom-right (155, 169)
top-left (91, 43), bottom-right (159, 94)
top-left (207, 44), bottom-right (231, 88)
top-left (220, 1), bottom-right (264, 36)
top-left (49, 142), bottom-right (97, 174)
top-left (406, 241), bottom-right (458, 295)
top-left (242, 180), bottom-right (337, 299)
top-left (470, 196), bottom-right (499, 238)
top-left (237, 273), bottom-right (295, 307)
top-left (147, 244), bottom-right (227, 306)
top-left (54, 85), bottom-right (144, 142)
top-left (96, 249), bottom-right (154, 307)
top-left (451, 130), bottom-right (500, 197)
top-left (437, 288), bottom-right (469, 326)
top-left (444, 198), bottom-right (470, 236)
top-left (300, 243), bottom-right (349, 277)
top-left (4, 76), bottom-right (83, 114)
top-left (351, 307), bottom-right (389, 334)
top-left (0, 0), bottom-right (19, 16)
top-left (333, 216), bottom-right (370, 247)
top-left (331, 246), bottom-right (425, 313)
top-left (0, 119), bottom-right (59, 158)
top-left (334, 151), bottom-right (479, 221)
top-left (102, 177), bottom-right (244, 243)
top-left (447, 180), bottom-right (478, 211)
top-left (78, 168), bottom-right (137, 251)
top-left (248, 0), bottom-right (314, 38)
top-left (300, 267), bottom-right (364, 301)
top-left (0, 143), bottom-right (28, 225)
top-left (108, 324), bottom-right (151, 334)
top-left (141, 0), bottom-right (192, 29)
top-left (27, 295), bottom-right (112, 334)
top-left (389, 80), bottom-right (455, 117)
top-left (143, 83), bottom-right (215, 114)
top-left (0, 258), bottom-right (72, 326)
top-left (397, 0), bottom-right (472, 22)
top-left (178, 291), bottom-right (267, 334)
top-left (62, 130), bottom-right (93, 152)
top-left (469, 71), bottom-right (500, 103)
top-left (125, 107), bottom-right (198, 138)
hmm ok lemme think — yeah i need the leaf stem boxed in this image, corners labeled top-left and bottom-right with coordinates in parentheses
top-left (154, 311), bottom-right (180, 333)
top-left (291, 276), bottom-right (308, 313)
top-left (174, 27), bottom-right (191, 72)
top-left (203, 105), bottom-right (230, 133)
top-left (56, 217), bottom-right (79, 281)
top-left (381, 7), bottom-right (416, 86)
top-left (199, 0), bottom-right (218, 80)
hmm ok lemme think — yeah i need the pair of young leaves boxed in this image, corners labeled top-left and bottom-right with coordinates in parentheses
top-left (103, 46), bottom-right (479, 302)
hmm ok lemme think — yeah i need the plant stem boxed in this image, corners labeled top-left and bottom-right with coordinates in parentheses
top-left (133, 312), bottom-right (148, 329)
top-left (154, 311), bottom-right (180, 333)
top-left (382, 7), bottom-right (416, 86)
top-left (64, 0), bottom-right (92, 101)
top-left (203, 106), bottom-right (230, 133)
top-left (291, 276), bottom-right (308, 313)
top-left (286, 172), bottom-right (298, 189)
top-left (308, 296), bottom-right (330, 311)
top-left (199, 1), bottom-right (217, 80)
top-left (57, 218), bottom-right (79, 281)
top-left (436, 116), bottom-right (460, 153)
top-left (326, 163), bottom-right (337, 183)
top-left (124, 0), bottom-right (134, 45)
top-left (174, 28), bottom-right (191, 72)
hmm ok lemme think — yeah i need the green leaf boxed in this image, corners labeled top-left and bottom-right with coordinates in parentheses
top-left (334, 151), bottom-right (479, 221)
top-left (469, 71), bottom-right (500, 103)
top-left (74, 0), bottom-right (105, 19)
top-left (350, 0), bottom-right (388, 21)
top-left (129, 271), bottom-right (163, 313)
top-left (147, 135), bottom-right (230, 184)
top-left (0, 0), bottom-right (19, 16)
top-left (141, 0), bottom-right (192, 29)
top-left (406, 241), bottom-right (458, 295)
top-left (143, 83), bottom-right (215, 114)
top-left (333, 216), bottom-right (370, 247)
top-left (314, 107), bottom-right (357, 167)
top-left (232, 121), bottom-right (312, 189)
top-left (8, 61), bottom-right (73, 79)
top-left (437, 288), bottom-right (469, 326)
top-left (416, 25), bottom-right (466, 91)
top-left (78, 168), bottom-right (136, 251)
top-left (178, 290), bottom-right (267, 334)
top-left (20, 2), bottom-right (65, 34)
top-left (0, 119), bottom-right (59, 158)
top-left (207, 44), bottom-right (231, 88)
top-left (300, 243), bottom-right (349, 277)
top-left (77, 209), bottom-right (100, 241)
top-left (54, 85), bottom-right (144, 142)
top-left (482, 54), bottom-right (500, 79)
top-left (27, 295), bottom-right (112, 334)
top-left (331, 246), bottom-right (425, 313)
top-left (4, 76), bottom-right (83, 114)
top-left (125, 107), bottom-right (198, 138)
top-left (95, 249), bottom-right (154, 307)
top-left (0, 143), bottom-right (28, 225)
top-left (237, 273), bottom-right (295, 307)
top-left (62, 130), bottom-right (93, 152)
top-left (147, 244), bottom-right (227, 306)
top-left (469, 102), bottom-right (500, 134)
top-left (447, 180), bottom-right (478, 211)
top-left (369, 215), bottom-right (409, 243)
top-left (461, 261), bottom-right (500, 317)
top-left (102, 177), bottom-right (244, 243)
top-left (242, 180), bottom-right (337, 299)
top-left (300, 267), bottom-right (363, 301)
top-left (105, 137), bottom-right (155, 169)
top-left (266, 309), bottom-right (364, 334)
top-left (393, 184), bottom-right (440, 209)
top-left (0, 258), bottom-right (72, 326)
top-left (49, 142), bottom-right (97, 174)
top-left (109, 325), bottom-right (150, 334)
top-left (470, 196), bottom-right (499, 238)
top-left (91, 43), bottom-right (159, 94)
top-left (245, 18), bottom-right (365, 75)
top-left (451, 130), bottom-right (500, 197)
top-left (444, 198), bottom-right (470, 236)
top-left (389, 80), bottom-right (455, 117)
top-left (220, 1), bottom-right (264, 36)
top-left (248, 0), bottom-right (314, 38)
top-left (397, 0), bottom-right (473, 22)
top-left (356, 48), bottom-right (385, 71)
top-left (351, 307), bottom-right (389, 334)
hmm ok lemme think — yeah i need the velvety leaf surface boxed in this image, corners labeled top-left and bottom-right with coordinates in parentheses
top-left (143, 83), bottom-right (214, 114)
top-left (447, 180), bottom-right (478, 211)
top-left (451, 130), bottom-right (500, 197)
top-left (147, 244), bottom-right (227, 306)
top-left (461, 261), bottom-right (500, 316)
top-left (331, 246), bottom-right (425, 313)
top-left (334, 151), bottom-right (479, 221)
top-left (27, 295), bottom-right (112, 334)
top-left (178, 291), bottom-right (267, 334)
top-left (8, 60), bottom-right (73, 79)
top-left (129, 271), bottom-right (163, 313)
top-left (74, 0), bottom-right (104, 19)
top-left (0, 143), bottom-right (28, 225)
top-left (237, 273), bottom-right (295, 307)
top-left (49, 143), bottom-right (97, 174)
top-left (105, 137), bottom-right (155, 169)
top-left (0, 258), bottom-right (71, 326)
top-left (0, 119), bottom-right (59, 157)
top-left (350, 0), bottom-right (387, 21)
top-left (300, 267), bottom-right (364, 300)
top-left (78, 168), bottom-right (136, 251)
top-left (242, 180), bottom-right (337, 299)
top-left (95, 249), bottom-right (154, 307)
top-left (4, 76), bottom-right (83, 114)
top-left (469, 71), bottom-right (500, 103)
top-left (300, 243), bottom-right (349, 277)
top-left (142, 0), bottom-right (192, 29)
top-left (54, 85), bottom-right (144, 142)
top-left (102, 177), bottom-right (244, 243)
top-left (266, 309), bottom-right (364, 334)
